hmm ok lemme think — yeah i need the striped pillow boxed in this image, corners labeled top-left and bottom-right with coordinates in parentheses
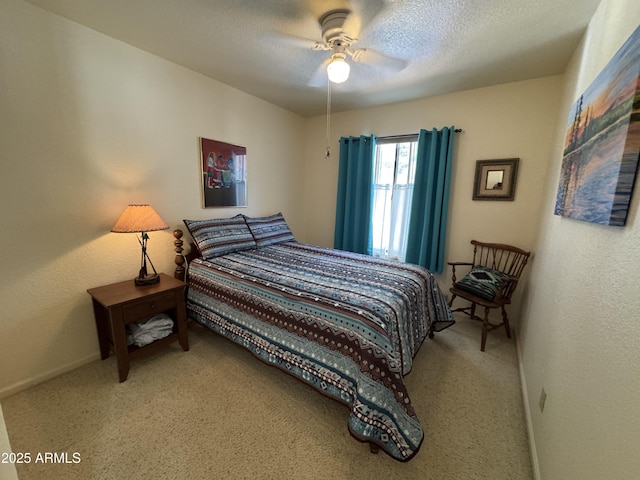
top-left (183, 215), bottom-right (256, 260)
top-left (244, 213), bottom-right (296, 247)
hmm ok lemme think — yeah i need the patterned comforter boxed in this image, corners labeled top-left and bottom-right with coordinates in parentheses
top-left (186, 242), bottom-right (454, 461)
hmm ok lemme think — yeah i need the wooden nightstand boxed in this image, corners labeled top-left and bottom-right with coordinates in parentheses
top-left (87, 273), bottom-right (189, 382)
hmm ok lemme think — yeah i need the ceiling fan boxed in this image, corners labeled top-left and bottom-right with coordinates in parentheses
top-left (307, 8), bottom-right (407, 86)
top-left (277, 5), bottom-right (407, 157)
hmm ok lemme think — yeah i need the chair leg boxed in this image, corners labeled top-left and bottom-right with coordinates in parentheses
top-left (501, 305), bottom-right (512, 339)
top-left (448, 292), bottom-right (457, 308)
top-left (480, 307), bottom-right (490, 352)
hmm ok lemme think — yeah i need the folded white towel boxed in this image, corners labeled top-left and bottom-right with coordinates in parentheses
top-left (127, 313), bottom-right (175, 347)
top-left (134, 314), bottom-right (174, 331)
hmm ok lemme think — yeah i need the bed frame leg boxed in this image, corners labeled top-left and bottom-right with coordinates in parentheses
top-left (369, 443), bottom-right (380, 454)
top-left (428, 324), bottom-right (435, 339)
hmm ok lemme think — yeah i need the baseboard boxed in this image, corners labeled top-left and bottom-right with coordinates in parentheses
top-left (515, 332), bottom-right (541, 480)
top-left (0, 353), bottom-right (100, 400)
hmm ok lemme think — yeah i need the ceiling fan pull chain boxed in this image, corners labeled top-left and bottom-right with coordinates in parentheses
top-left (326, 79), bottom-right (332, 158)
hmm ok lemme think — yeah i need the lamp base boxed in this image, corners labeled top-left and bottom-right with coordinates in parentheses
top-left (134, 274), bottom-right (160, 286)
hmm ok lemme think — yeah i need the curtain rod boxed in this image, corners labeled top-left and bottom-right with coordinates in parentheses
top-left (378, 129), bottom-right (463, 141)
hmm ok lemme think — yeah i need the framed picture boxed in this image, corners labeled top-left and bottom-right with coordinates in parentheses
top-left (200, 137), bottom-right (247, 208)
top-left (473, 158), bottom-right (519, 200)
top-left (554, 25), bottom-right (640, 226)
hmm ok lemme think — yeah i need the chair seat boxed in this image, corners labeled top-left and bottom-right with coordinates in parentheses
top-left (449, 286), bottom-right (511, 308)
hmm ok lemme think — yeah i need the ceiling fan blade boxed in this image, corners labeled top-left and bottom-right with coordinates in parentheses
top-left (350, 48), bottom-right (407, 71)
top-left (308, 59), bottom-right (331, 88)
top-left (267, 31), bottom-right (323, 50)
top-left (341, 10), bottom-right (362, 40)
top-left (342, 0), bottom-right (387, 40)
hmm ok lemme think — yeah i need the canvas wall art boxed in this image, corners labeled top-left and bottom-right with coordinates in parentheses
top-left (554, 25), bottom-right (640, 226)
top-left (200, 137), bottom-right (247, 208)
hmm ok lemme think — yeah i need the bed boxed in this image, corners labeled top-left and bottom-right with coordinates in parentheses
top-left (174, 213), bottom-right (454, 461)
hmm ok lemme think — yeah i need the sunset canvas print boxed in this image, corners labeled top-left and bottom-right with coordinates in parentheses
top-left (554, 25), bottom-right (640, 226)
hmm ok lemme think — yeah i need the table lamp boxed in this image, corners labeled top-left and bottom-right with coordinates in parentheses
top-left (111, 204), bottom-right (169, 286)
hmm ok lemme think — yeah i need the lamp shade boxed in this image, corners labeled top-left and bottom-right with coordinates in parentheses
top-left (327, 55), bottom-right (350, 84)
top-left (111, 204), bottom-right (169, 233)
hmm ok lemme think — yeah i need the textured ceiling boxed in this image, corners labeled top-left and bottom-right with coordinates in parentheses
top-left (25, 0), bottom-right (601, 117)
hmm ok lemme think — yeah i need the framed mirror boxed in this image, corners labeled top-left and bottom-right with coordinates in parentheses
top-left (473, 158), bottom-right (519, 201)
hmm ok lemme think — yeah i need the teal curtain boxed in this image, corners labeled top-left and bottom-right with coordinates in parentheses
top-left (334, 135), bottom-right (376, 254)
top-left (405, 127), bottom-right (455, 273)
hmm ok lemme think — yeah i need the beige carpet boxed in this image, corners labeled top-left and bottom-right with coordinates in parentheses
top-left (2, 316), bottom-right (533, 480)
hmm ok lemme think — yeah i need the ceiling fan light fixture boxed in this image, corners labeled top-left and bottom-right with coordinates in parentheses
top-left (327, 54), bottom-right (350, 84)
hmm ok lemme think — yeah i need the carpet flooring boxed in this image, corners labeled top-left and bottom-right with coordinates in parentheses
top-left (2, 315), bottom-right (533, 479)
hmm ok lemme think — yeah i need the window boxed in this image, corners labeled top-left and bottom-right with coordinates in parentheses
top-left (371, 136), bottom-right (418, 261)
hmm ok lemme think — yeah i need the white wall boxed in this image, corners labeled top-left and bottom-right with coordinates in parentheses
top-left (302, 76), bottom-right (563, 316)
top-left (0, 0), bottom-right (306, 396)
top-left (518, 1), bottom-right (640, 479)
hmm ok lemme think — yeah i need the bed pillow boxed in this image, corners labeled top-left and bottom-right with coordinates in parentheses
top-left (183, 215), bottom-right (256, 259)
top-left (454, 266), bottom-right (511, 301)
top-left (244, 212), bottom-right (296, 247)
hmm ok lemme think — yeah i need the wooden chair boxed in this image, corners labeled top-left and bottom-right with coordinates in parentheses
top-left (448, 240), bottom-right (531, 351)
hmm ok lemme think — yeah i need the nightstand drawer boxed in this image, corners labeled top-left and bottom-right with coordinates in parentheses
top-left (123, 292), bottom-right (176, 322)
